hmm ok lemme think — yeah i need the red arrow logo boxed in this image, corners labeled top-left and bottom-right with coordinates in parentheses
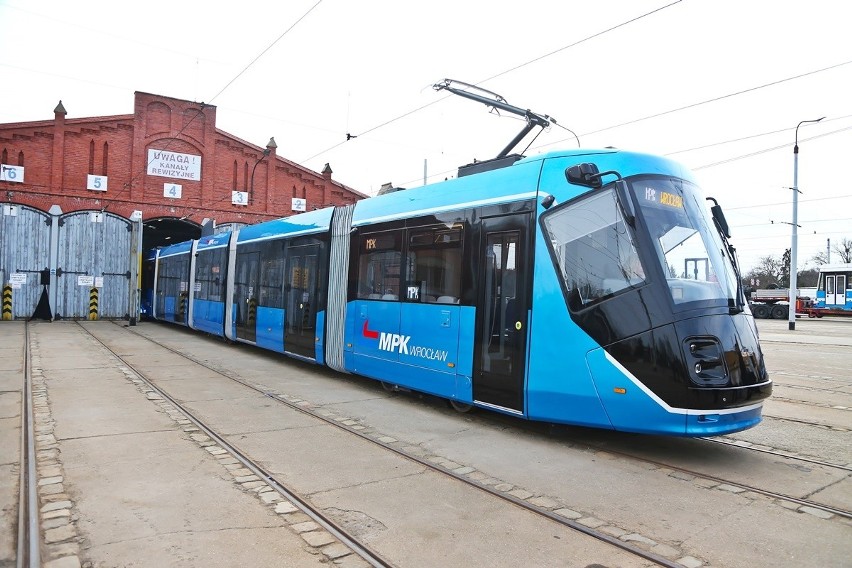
top-left (362, 320), bottom-right (379, 339)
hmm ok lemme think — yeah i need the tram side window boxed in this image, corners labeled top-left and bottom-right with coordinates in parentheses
top-left (259, 241), bottom-right (284, 308)
top-left (195, 249), bottom-right (226, 301)
top-left (357, 231), bottom-right (402, 300)
top-left (158, 256), bottom-right (187, 296)
top-left (406, 226), bottom-right (463, 303)
top-left (542, 188), bottom-right (645, 311)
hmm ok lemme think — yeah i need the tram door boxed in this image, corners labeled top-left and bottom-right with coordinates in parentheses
top-left (284, 243), bottom-right (320, 359)
top-left (157, 255), bottom-right (189, 323)
top-left (826, 274), bottom-right (846, 306)
top-left (234, 251), bottom-right (260, 342)
top-left (473, 214), bottom-right (531, 413)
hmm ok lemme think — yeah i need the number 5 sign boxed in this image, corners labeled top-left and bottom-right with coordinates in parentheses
top-left (87, 174), bottom-right (108, 191)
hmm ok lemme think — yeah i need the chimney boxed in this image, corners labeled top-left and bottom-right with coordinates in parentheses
top-left (321, 163), bottom-right (333, 181)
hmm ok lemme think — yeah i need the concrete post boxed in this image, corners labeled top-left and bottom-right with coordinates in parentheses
top-left (48, 205), bottom-right (62, 320)
top-left (129, 210), bottom-right (143, 325)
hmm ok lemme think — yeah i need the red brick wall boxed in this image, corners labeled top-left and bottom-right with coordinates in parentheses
top-left (0, 92), bottom-right (364, 226)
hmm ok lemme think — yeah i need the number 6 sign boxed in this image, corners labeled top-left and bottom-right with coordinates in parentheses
top-left (0, 165), bottom-right (24, 183)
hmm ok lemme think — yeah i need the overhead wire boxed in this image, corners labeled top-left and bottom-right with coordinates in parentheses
top-left (725, 194), bottom-right (851, 211)
top-left (300, 0), bottom-right (685, 163)
top-left (7, 0), bottom-right (845, 231)
top-left (303, 28), bottom-right (850, 205)
top-left (108, 1), bottom-right (323, 204)
top-left (207, 0), bottom-right (323, 105)
top-left (299, 7), bottom-right (851, 178)
top-left (538, 58), bottom-right (852, 149)
top-left (476, 0), bottom-right (684, 85)
top-left (397, 66), bottom-right (852, 187)
top-left (692, 125), bottom-right (852, 170)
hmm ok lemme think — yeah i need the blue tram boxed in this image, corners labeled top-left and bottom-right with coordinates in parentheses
top-left (144, 147), bottom-right (771, 436)
top-left (813, 263), bottom-right (852, 314)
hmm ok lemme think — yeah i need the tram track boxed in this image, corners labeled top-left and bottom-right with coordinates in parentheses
top-left (701, 437), bottom-right (852, 473)
top-left (758, 412), bottom-right (850, 432)
top-left (532, 422), bottom-right (852, 520)
top-left (350, 353), bottom-right (852, 522)
top-left (75, 321), bottom-right (395, 568)
top-left (767, 395), bottom-right (851, 415)
top-left (513, 421), bottom-right (852, 519)
top-left (94, 320), bottom-right (690, 568)
top-left (770, 383), bottom-right (851, 398)
top-left (16, 321), bottom-right (40, 568)
top-left (593, 439), bottom-right (852, 520)
top-left (769, 379), bottom-right (851, 396)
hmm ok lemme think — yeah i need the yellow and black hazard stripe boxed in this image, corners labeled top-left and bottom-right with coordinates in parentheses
top-left (247, 297), bottom-right (257, 326)
top-left (178, 291), bottom-right (188, 320)
top-left (2, 285), bottom-right (12, 320)
top-left (88, 287), bottom-right (99, 320)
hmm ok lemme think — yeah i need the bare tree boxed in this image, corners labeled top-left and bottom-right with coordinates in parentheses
top-left (834, 237), bottom-right (852, 263)
top-left (813, 237), bottom-right (852, 264)
top-left (744, 254), bottom-right (784, 288)
top-left (811, 250), bottom-right (830, 265)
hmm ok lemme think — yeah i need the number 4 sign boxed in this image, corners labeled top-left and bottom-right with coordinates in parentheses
top-left (164, 183), bottom-right (182, 199)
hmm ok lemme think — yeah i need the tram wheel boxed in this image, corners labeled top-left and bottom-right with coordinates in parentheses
top-left (381, 382), bottom-right (399, 393)
top-left (449, 400), bottom-right (474, 413)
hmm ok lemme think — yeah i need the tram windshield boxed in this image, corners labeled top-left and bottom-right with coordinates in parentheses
top-left (631, 177), bottom-right (738, 306)
top-left (542, 187), bottom-right (646, 310)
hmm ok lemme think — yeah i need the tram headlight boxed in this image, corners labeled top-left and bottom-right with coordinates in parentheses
top-left (684, 336), bottom-right (728, 387)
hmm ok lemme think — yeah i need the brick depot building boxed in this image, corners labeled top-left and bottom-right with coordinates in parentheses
top-left (0, 91), bottom-right (365, 245)
top-left (0, 92), bottom-right (366, 320)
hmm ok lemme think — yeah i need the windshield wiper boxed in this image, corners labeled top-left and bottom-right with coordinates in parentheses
top-left (706, 197), bottom-right (745, 312)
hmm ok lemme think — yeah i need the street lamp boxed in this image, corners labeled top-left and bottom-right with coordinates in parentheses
top-left (788, 117), bottom-right (824, 330)
top-left (249, 137), bottom-right (276, 205)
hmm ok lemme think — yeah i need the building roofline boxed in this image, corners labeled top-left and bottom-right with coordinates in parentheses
top-left (134, 91), bottom-right (216, 109)
top-left (0, 114), bottom-right (135, 130)
top-left (216, 128), bottom-right (368, 198)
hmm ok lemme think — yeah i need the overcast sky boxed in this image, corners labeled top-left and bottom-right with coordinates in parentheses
top-left (1, 0), bottom-right (849, 272)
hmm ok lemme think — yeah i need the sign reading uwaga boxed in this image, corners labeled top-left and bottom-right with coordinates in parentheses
top-left (147, 149), bottom-right (201, 181)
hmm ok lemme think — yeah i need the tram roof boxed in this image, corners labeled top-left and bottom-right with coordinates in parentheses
top-left (236, 206), bottom-right (335, 244)
top-left (154, 240), bottom-right (193, 258)
top-left (196, 231), bottom-right (232, 251)
top-left (351, 156), bottom-right (544, 226)
top-left (818, 263), bottom-right (852, 272)
top-left (350, 148), bottom-right (695, 226)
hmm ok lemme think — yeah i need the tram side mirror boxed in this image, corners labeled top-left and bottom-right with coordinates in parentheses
top-left (565, 163), bottom-right (602, 188)
top-left (707, 197), bottom-right (731, 239)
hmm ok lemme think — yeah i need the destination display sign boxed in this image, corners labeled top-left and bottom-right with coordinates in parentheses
top-left (640, 185), bottom-right (683, 209)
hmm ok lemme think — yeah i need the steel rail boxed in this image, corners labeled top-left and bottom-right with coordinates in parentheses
top-left (17, 321), bottom-right (40, 568)
top-left (78, 322), bottom-right (394, 568)
top-left (110, 322), bottom-right (685, 568)
top-left (125, 321), bottom-right (852, 523)
top-left (701, 436), bottom-right (852, 473)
